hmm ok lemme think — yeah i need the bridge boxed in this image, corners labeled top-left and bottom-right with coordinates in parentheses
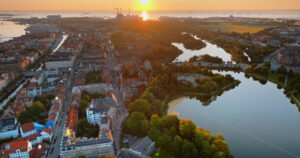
top-left (173, 61), bottom-right (250, 71)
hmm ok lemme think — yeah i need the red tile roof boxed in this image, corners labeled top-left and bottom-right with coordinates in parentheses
top-left (9, 141), bottom-right (31, 154)
top-left (29, 143), bottom-right (47, 158)
top-left (21, 122), bottom-right (35, 133)
top-left (66, 105), bottom-right (78, 132)
top-left (41, 128), bottom-right (52, 135)
top-left (27, 83), bottom-right (37, 88)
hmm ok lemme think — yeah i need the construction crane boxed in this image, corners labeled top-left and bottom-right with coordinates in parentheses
top-left (114, 8), bottom-right (120, 14)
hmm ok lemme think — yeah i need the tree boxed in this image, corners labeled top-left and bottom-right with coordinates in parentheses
top-left (31, 101), bottom-right (45, 113)
top-left (278, 75), bottom-right (285, 83)
top-left (82, 94), bottom-right (92, 102)
top-left (128, 99), bottom-right (151, 116)
top-left (181, 139), bottom-right (199, 158)
top-left (160, 115), bottom-right (179, 129)
top-left (151, 99), bottom-right (163, 115)
top-left (173, 135), bottom-right (183, 156)
top-left (179, 119), bottom-right (196, 140)
top-left (126, 112), bottom-right (150, 136)
top-left (277, 65), bottom-right (287, 75)
top-left (156, 134), bottom-right (172, 149)
top-left (79, 100), bottom-right (89, 118)
top-left (141, 92), bottom-right (155, 104)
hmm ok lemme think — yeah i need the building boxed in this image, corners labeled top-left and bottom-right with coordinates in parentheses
top-left (0, 117), bottom-right (19, 139)
top-left (8, 141), bottom-right (32, 158)
top-left (39, 128), bottom-right (53, 141)
top-left (20, 122), bottom-right (37, 137)
top-left (29, 143), bottom-right (48, 158)
top-left (45, 53), bottom-right (75, 69)
top-left (0, 73), bottom-right (14, 91)
top-left (60, 137), bottom-right (114, 158)
top-left (30, 72), bottom-right (45, 86)
top-left (60, 93), bottom-right (115, 158)
top-left (72, 83), bottom-right (113, 96)
top-left (277, 43), bottom-right (300, 66)
top-left (26, 23), bottom-right (59, 34)
top-left (86, 97), bottom-right (117, 125)
top-left (130, 137), bottom-right (155, 156)
top-left (118, 149), bottom-right (150, 158)
top-left (47, 15), bottom-right (61, 20)
top-left (74, 71), bottom-right (86, 86)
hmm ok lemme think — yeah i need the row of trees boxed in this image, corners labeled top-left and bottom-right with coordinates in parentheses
top-left (189, 55), bottom-right (224, 64)
top-left (246, 63), bottom-right (300, 104)
top-left (149, 115), bottom-right (233, 158)
top-left (194, 74), bottom-right (237, 93)
top-left (125, 70), bottom-right (234, 157)
top-left (245, 62), bottom-right (271, 78)
top-left (174, 34), bottom-right (206, 50)
top-left (0, 74), bottom-right (23, 98)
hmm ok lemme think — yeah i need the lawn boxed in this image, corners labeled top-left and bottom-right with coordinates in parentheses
top-left (199, 23), bottom-right (275, 34)
top-left (268, 73), bottom-right (284, 86)
top-left (296, 94), bottom-right (300, 103)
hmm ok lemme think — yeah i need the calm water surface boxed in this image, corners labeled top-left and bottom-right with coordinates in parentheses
top-left (173, 39), bottom-right (233, 63)
top-left (1, 10), bottom-right (300, 20)
top-left (0, 20), bottom-right (27, 43)
top-left (168, 71), bottom-right (300, 158)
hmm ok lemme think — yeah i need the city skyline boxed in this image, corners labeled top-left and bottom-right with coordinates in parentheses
top-left (0, 0), bottom-right (300, 11)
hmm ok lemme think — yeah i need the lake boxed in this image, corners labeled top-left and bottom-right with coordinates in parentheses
top-left (173, 39), bottom-right (233, 63)
top-left (168, 71), bottom-right (300, 158)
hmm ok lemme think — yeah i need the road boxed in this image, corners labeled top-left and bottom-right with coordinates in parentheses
top-left (106, 41), bottom-right (129, 154)
top-left (46, 36), bottom-right (78, 158)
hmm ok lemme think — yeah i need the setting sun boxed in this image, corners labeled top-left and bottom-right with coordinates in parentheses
top-left (140, 0), bottom-right (149, 6)
top-left (142, 11), bottom-right (148, 21)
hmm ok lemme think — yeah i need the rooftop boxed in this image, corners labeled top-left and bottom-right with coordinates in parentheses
top-left (21, 122), bottom-right (35, 133)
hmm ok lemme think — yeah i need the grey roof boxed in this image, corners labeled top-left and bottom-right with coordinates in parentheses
top-left (0, 117), bottom-right (17, 130)
top-left (90, 98), bottom-right (116, 107)
top-left (132, 137), bottom-right (154, 154)
top-left (88, 98), bottom-right (116, 114)
top-left (75, 138), bottom-right (112, 147)
top-left (118, 149), bottom-right (150, 158)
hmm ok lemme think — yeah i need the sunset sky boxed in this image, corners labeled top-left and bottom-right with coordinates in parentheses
top-left (0, 0), bottom-right (299, 11)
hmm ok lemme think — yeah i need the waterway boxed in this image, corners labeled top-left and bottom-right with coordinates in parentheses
top-left (0, 20), bottom-right (28, 43)
top-left (173, 37), bottom-right (233, 63)
top-left (168, 71), bottom-right (300, 158)
top-left (1, 10), bottom-right (300, 20)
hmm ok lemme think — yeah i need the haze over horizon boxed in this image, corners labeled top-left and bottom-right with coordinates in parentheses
top-left (0, 0), bottom-right (300, 11)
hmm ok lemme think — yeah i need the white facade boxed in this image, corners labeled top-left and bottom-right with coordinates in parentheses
top-left (60, 141), bottom-right (114, 158)
top-left (45, 60), bottom-right (74, 70)
top-left (26, 87), bottom-right (42, 97)
top-left (0, 128), bottom-right (19, 139)
top-left (39, 130), bottom-right (53, 141)
top-left (9, 151), bottom-right (30, 158)
top-left (9, 142), bottom-right (32, 158)
top-left (0, 118), bottom-right (20, 139)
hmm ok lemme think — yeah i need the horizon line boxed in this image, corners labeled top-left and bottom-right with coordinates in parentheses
top-left (1, 9), bottom-right (300, 12)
